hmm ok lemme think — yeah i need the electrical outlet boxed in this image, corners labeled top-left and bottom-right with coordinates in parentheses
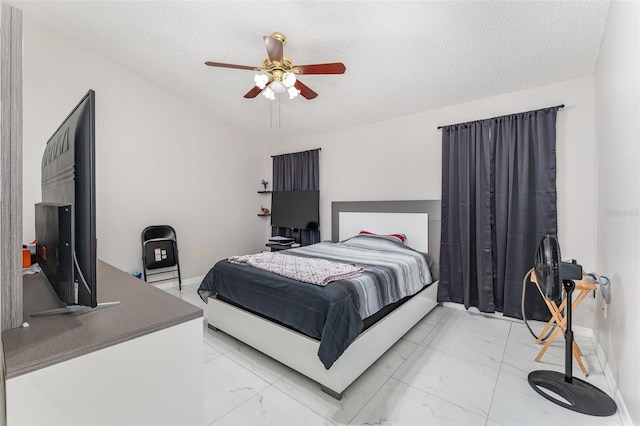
top-left (199, 249), bottom-right (205, 257)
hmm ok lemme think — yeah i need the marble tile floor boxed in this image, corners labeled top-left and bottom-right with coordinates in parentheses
top-left (163, 282), bottom-right (623, 426)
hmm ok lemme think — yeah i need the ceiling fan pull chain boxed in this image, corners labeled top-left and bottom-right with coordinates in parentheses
top-left (269, 96), bottom-right (281, 129)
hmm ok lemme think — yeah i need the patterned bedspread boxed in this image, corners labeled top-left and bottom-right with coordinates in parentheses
top-left (227, 252), bottom-right (363, 286)
top-left (198, 235), bottom-right (433, 369)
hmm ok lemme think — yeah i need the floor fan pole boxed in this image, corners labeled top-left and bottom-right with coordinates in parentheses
top-left (564, 280), bottom-right (574, 383)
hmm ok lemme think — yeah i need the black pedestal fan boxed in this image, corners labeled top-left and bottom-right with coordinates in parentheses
top-left (528, 235), bottom-right (617, 417)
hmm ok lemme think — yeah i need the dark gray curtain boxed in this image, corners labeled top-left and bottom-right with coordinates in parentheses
top-left (439, 107), bottom-right (559, 320)
top-left (272, 149), bottom-right (321, 246)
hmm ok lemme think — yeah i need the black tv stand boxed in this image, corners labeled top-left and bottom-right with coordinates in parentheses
top-left (292, 228), bottom-right (301, 244)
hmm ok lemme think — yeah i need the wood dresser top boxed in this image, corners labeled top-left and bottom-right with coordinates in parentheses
top-left (2, 260), bottom-right (202, 379)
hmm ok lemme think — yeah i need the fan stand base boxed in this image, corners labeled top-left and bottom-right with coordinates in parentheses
top-left (528, 370), bottom-right (617, 417)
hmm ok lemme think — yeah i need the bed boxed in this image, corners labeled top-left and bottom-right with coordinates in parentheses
top-left (199, 200), bottom-right (441, 399)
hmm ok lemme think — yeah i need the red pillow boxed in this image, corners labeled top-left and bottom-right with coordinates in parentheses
top-left (359, 230), bottom-right (406, 243)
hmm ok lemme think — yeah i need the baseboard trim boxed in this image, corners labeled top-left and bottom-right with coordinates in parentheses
top-left (594, 338), bottom-right (632, 425)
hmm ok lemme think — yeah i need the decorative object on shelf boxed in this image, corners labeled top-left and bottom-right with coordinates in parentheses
top-left (261, 206), bottom-right (270, 214)
top-left (261, 179), bottom-right (269, 190)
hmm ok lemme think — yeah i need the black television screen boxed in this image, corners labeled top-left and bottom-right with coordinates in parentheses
top-left (270, 191), bottom-right (320, 231)
top-left (37, 90), bottom-right (97, 308)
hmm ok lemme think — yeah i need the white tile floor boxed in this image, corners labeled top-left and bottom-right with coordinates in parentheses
top-left (164, 282), bottom-right (623, 426)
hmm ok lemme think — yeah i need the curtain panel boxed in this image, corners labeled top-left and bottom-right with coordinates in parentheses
top-left (272, 149), bottom-right (321, 246)
top-left (438, 107), bottom-right (559, 320)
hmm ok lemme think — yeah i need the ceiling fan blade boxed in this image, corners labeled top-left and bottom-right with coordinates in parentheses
top-left (243, 85), bottom-right (264, 99)
top-left (205, 61), bottom-right (258, 71)
top-left (295, 62), bottom-right (346, 75)
top-left (263, 35), bottom-right (284, 63)
top-left (294, 80), bottom-right (318, 100)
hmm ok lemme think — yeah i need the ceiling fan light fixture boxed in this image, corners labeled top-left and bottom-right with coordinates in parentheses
top-left (253, 73), bottom-right (269, 89)
top-left (287, 86), bottom-right (301, 99)
top-left (282, 72), bottom-right (297, 88)
top-left (263, 87), bottom-right (276, 100)
top-left (258, 71), bottom-right (296, 100)
top-left (270, 80), bottom-right (286, 95)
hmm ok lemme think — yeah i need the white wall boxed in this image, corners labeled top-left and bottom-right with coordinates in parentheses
top-left (594, 1), bottom-right (640, 424)
top-left (22, 19), bottom-right (269, 279)
top-left (268, 76), bottom-right (598, 326)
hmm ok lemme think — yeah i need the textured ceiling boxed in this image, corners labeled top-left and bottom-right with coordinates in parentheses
top-left (11, 1), bottom-right (610, 143)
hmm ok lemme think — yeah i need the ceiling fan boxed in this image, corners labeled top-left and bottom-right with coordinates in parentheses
top-left (205, 32), bottom-right (346, 100)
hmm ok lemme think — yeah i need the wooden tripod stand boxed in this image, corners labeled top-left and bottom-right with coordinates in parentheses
top-left (530, 271), bottom-right (597, 375)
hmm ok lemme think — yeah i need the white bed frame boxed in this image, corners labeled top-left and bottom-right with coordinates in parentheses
top-left (206, 200), bottom-right (441, 399)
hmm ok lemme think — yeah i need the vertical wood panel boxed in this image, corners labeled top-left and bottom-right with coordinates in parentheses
top-left (1, 3), bottom-right (23, 331)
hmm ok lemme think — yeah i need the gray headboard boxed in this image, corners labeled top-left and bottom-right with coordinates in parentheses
top-left (331, 200), bottom-right (441, 280)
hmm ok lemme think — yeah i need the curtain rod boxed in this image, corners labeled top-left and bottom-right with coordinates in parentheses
top-left (271, 148), bottom-right (321, 158)
top-left (437, 104), bottom-right (565, 130)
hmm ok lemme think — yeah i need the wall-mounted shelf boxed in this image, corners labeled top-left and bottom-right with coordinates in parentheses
top-left (259, 190), bottom-right (271, 218)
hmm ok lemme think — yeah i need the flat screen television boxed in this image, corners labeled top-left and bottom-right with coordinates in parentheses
top-left (270, 190), bottom-right (320, 231)
top-left (34, 90), bottom-right (101, 314)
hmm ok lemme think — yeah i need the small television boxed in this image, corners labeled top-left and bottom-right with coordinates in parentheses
top-left (270, 190), bottom-right (320, 231)
top-left (34, 90), bottom-right (100, 314)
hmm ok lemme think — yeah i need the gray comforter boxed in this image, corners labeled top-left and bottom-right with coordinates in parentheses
top-left (198, 235), bottom-right (433, 369)
top-left (290, 236), bottom-right (433, 318)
